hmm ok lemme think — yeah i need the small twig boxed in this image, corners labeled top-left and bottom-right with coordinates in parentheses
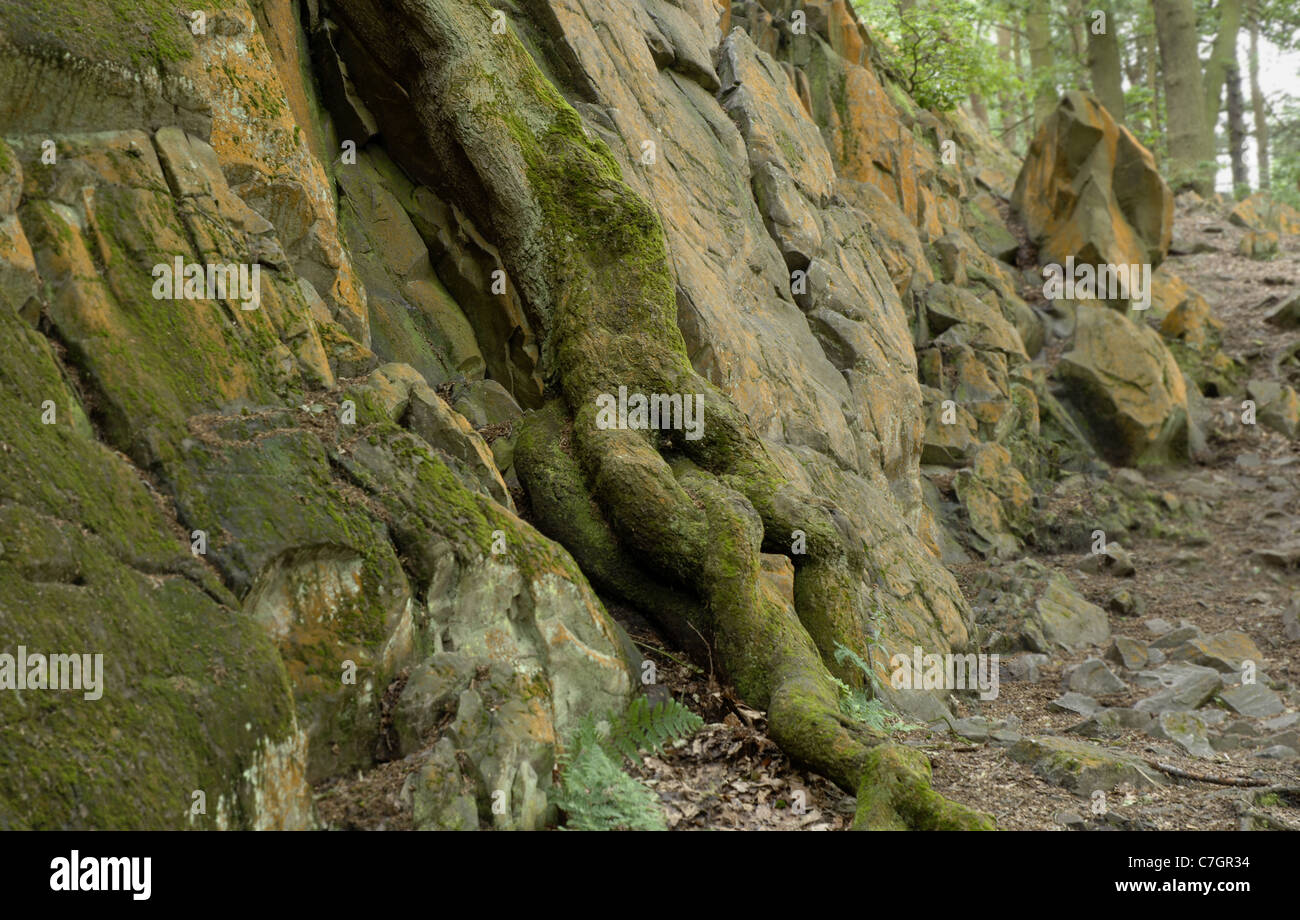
top-left (629, 638), bottom-right (698, 672)
top-left (687, 621), bottom-right (714, 684)
top-left (998, 112), bottom-right (1035, 138)
top-left (1141, 758), bottom-right (1268, 787)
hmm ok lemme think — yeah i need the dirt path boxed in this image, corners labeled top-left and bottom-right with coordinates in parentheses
top-left (624, 203), bottom-right (1300, 832)
top-left (921, 206), bottom-right (1300, 830)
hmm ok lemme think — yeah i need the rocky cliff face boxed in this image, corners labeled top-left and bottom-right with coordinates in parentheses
top-left (0, 0), bottom-right (1237, 830)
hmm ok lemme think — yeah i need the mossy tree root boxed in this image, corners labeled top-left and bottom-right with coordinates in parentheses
top-left (338, 0), bottom-right (992, 830)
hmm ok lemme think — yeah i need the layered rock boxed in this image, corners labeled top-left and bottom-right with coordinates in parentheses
top-left (730, 0), bottom-right (1058, 558)
top-left (1055, 307), bottom-right (1191, 466)
top-left (1011, 92), bottom-right (1193, 467)
top-left (1013, 91), bottom-right (1173, 283)
top-left (0, 0), bottom-right (1226, 830)
top-left (0, 5), bottom-right (633, 830)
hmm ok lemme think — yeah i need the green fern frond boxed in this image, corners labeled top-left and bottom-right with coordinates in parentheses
top-left (832, 643), bottom-right (920, 733)
top-left (553, 734), bottom-right (666, 831)
top-left (608, 696), bottom-right (703, 765)
top-left (554, 696), bottom-right (703, 830)
top-left (832, 642), bottom-right (874, 679)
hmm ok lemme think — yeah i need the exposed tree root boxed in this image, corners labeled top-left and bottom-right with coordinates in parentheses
top-left (335, 0), bottom-right (993, 830)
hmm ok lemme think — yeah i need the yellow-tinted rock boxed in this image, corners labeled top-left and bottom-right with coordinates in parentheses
top-left (1229, 193), bottom-right (1300, 235)
top-left (1055, 306), bottom-right (1190, 466)
top-left (1013, 92), bottom-right (1172, 277)
top-left (1169, 631), bottom-right (1265, 673)
top-left (1153, 268), bottom-right (1220, 347)
top-left (1247, 380), bottom-right (1300, 438)
top-left (1237, 230), bottom-right (1280, 259)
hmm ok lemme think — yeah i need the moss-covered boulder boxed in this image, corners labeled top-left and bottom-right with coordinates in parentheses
top-left (1229, 193), bottom-right (1300, 236)
top-left (0, 288), bottom-right (311, 829)
top-left (1010, 736), bottom-right (1166, 797)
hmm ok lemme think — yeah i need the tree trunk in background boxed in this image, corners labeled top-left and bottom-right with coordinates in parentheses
top-left (1248, 0), bottom-right (1270, 189)
top-left (1014, 25), bottom-right (1031, 148)
top-left (1126, 17), bottom-right (1151, 138)
top-left (997, 24), bottom-right (1015, 147)
top-left (1088, 0), bottom-right (1126, 122)
top-left (1227, 63), bottom-right (1249, 197)
top-left (1068, 0), bottom-right (1087, 88)
top-left (1153, 0), bottom-right (1216, 194)
top-left (1125, 26), bottom-right (1143, 87)
top-left (1203, 0), bottom-right (1243, 139)
top-left (1146, 10), bottom-right (1162, 154)
top-left (968, 13), bottom-right (989, 128)
top-left (1026, 0), bottom-right (1057, 128)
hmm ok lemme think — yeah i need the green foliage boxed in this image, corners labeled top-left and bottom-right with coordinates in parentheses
top-left (1269, 97), bottom-right (1300, 209)
top-left (856, 0), bottom-right (1019, 112)
top-left (1258, 0), bottom-right (1300, 51)
top-left (832, 642), bottom-right (921, 733)
top-left (552, 720), bottom-right (667, 831)
top-left (607, 697), bottom-right (704, 766)
top-left (553, 696), bottom-right (702, 830)
top-left (1123, 85), bottom-right (1164, 158)
top-left (833, 640), bottom-right (881, 694)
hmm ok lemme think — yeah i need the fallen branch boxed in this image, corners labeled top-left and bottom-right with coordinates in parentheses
top-left (1142, 758), bottom-right (1267, 787)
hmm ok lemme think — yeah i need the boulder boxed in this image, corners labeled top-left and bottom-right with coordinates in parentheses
top-left (1237, 230), bottom-right (1280, 260)
top-left (1150, 711), bottom-right (1215, 758)
top-left (1065, 658), bottom-right (1127, 696)
top-left (1151, 268), bottom-right (1220, 347)
top-left (1265, 293), bottom-right (1300, 329)
top-left (1079, 541), bottom-right (1137, 577)
top-left (1105, 587), bottom-right (1146, 618)
top-left (1167, 630), bottom-right (1264, 674)
top-left (972, 559), bottom-right (1109, 652)
top-left (1054, 306), bottom-right (1190, 466)
top-left (1218, 683), bottom-right (1285, 718)
top-left (1006, 653), bottom-right (1052, 683)
top-left (1013, 92), bottom-right (1173, 278)
top-left (1106, 636), bottom-right (1150, 671)
top-left (1246, 380), bottom-right (1300, 439)
top-left (1133, 664), bottom-right (1223, 713)
top-left (1228, 193), bottom-right (1300, 235)
top-left (1050, 692), bottom-right (1102, 717)
top-left (1010, 736), bottom-right (1165, 796)
top-left (1067, 707), bottom-right (1157, 737)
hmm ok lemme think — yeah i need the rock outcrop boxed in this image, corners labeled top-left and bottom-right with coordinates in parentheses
top-left (0, 2), bottom-right (633, 830)
top-left (0, 0), bottom-right (1239, 831)
top-left (1013, 91), bottom-right (1172, 282)
top-left (1011, 92), bottom-right (1193, 467)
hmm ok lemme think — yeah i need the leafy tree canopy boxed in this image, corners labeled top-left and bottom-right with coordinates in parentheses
top-left (855, 0), bottom-right (1020, 112)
